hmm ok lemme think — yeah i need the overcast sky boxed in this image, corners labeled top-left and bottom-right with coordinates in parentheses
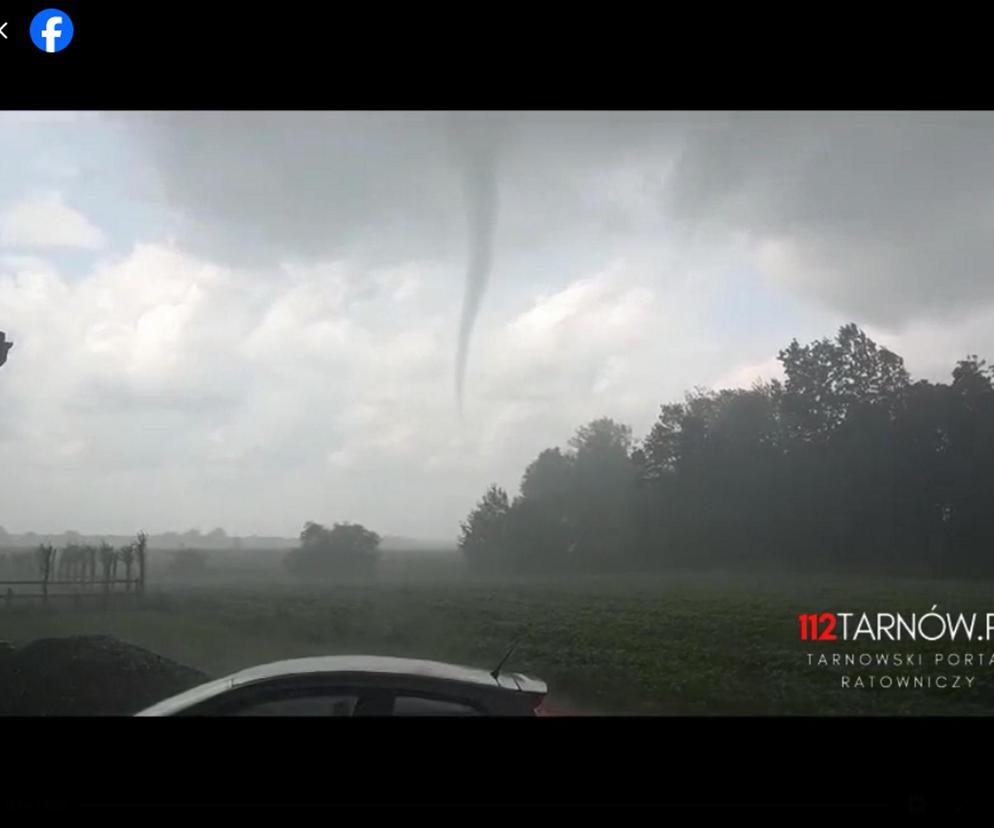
top-left (2, 111), bottom-right (994, 539)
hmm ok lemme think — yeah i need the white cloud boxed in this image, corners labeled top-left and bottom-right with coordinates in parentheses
top-left (489, 260), bottom-right (655, 392)
top-left (0, 237), bottom-right (710, 536)
top-left (711, 357), bottom-right (784, 391)
top-left (0, 241), bottom-right (487, 534)
top-left (865, 303), bottom-right (994, 384)
top-left (4, 112), bottom-right (994, 539)
top-left (0, 191), bottom-right (106, 249)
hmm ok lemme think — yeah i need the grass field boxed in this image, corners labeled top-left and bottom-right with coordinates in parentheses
top-left (3, 570), bottom-right (994, 715)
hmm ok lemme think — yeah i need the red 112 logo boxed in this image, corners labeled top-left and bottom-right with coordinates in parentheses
top-left (798, 613), bottom-right (838, 641)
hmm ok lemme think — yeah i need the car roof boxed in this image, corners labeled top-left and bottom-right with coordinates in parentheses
top-left (228, 655), bottom-right (546, 694)
top-left (136, 655), bottom-right (546, 715)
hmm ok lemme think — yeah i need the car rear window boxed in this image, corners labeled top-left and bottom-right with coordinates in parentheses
top-left (391, 695), bottom-right (483, 716)
top-left (235, 694), bottom-right (358, 716)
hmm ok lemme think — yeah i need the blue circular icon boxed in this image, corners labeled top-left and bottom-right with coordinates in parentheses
top-left (30, 9), bottom-right (74, 53)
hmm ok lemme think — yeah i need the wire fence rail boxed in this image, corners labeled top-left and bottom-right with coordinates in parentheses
top-left (1, 577), bottom-right (145, 608)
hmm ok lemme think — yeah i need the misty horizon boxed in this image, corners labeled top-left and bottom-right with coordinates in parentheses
top-left (0, 525), bottom-right (457, 549)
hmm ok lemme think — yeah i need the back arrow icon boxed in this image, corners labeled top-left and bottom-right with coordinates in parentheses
top-left (0, 22), bottom-right (7, 40)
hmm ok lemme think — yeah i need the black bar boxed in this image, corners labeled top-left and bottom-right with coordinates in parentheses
top-left (0, 2), bottom-right (984, 109)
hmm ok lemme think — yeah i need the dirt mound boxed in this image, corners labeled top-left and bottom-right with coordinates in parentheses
top-left (0, 635), bottom-right (210, 716)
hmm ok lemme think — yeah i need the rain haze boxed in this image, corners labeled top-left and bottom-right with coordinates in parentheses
top-left (2, 111), bottom-right (994, 540)
top-left (7, 111), bottom-right (994, 720)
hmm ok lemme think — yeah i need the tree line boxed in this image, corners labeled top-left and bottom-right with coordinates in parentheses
top-left (0, 531), bottom-right (148, 588)
top-left (459, 324), bottom-right (994, 577)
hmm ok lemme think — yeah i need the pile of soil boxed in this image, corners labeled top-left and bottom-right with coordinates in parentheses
top-left (0, 635), bottom-right (210, 716)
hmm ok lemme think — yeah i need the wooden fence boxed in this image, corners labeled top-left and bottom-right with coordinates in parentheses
top-left (0, 536), bottom-right (147, 608)
top-left (0, 573), bottom-right (145, 608)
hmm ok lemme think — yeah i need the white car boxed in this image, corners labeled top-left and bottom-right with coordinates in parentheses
top-left (136, 655), bottom-right (549, 716)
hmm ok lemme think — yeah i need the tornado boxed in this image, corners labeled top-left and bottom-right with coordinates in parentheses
top-left (454, 135), bottom-right (499, 414)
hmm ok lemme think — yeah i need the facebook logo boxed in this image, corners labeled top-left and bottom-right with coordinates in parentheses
top-left (30, 9), bottom-right (74, 53)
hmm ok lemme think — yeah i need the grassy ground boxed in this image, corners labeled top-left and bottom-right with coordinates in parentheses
top-left (3, 571), bottom-right (994, 714)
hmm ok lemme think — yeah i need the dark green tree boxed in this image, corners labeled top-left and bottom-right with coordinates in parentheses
top-left (284, 521), bottom-right (380, 579)
top-left (776, 323), bottom-right (910, 442)
top-left (566, 418), bottom-right (638, 570)
top-left (458, 485), bottom-right (511, 575)
top-left (458, 323), bottom-right (994, 578)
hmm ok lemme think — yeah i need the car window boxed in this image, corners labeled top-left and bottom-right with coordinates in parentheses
top-left (235, 693), bottom-right (358, 716)
top-left (391, 695), bottom-right (483, 716)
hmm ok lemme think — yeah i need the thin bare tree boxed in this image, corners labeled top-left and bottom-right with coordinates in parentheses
top-left (119, 543), bottom-right (135, 591)
top-left (98, 543), bottom-right (116, 593)
top-left (135, 531), bottom-right (148, 595)
top-left (36, 544), bottom-right (55, 603)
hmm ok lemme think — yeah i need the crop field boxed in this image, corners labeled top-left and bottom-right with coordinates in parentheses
top-left (4, 568), bottom-right (994, 715)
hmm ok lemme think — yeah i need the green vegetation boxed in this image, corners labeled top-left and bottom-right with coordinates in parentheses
top-left (460, 324), bottom-right (994, 577)
top-left (284, 521), bottom-right (380, 579)
top-left (4, 572), bottom-right (994, 715)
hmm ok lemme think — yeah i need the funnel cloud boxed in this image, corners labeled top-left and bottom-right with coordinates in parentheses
top-left (455, 140), bottom-right (499, 412)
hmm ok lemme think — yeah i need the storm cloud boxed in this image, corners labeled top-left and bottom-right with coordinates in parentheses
top-left (2, 111), bottom-right (994, 538)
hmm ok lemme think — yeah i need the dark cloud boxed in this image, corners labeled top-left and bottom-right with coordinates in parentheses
top-left (120, 112), bottom-right (680, 265)
top-left (121, 112), bottom-right (460, 266)
top-left (663, 111), bottom-right (994, 325)
top-left (123, 111), bottom-right (994, 330)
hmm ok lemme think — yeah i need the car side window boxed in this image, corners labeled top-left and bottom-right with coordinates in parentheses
top-left (390, 695), bottom-right (483, 716)
top-left (234, 693), bottom-right (358, 716)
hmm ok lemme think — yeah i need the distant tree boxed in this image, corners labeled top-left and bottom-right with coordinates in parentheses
top-left (568, 417), bottom-right (633, 457)
top-left (638, 386), bottom-right (784, 566)
top-left (520, 448), bottom-right (574, 504)
top-left (951, 355), bottom-right (994, 398)
top-left (510, 449), bottom-right (576, 571)
top-left (119, 543), bottom-right (136, 590)
top-left (36, 544), bottom-right (56, 581)
top-left (505, 495), bottom-right (573, 573)
top-left (456, 323), bottom-right (994, 578)
top-left (567, 418), bottom-right (638, 570)
top-left (458, 485), bottom-right (510, 575)
top-left (135, 531), bottom-right (148, 592)
top-left (98, 542), bottom-right (117, 583)
top-left (777, 323), bottom-right (909, 442)
top-left (943, 356), bottom-right (994, 569)
top-left (284, 521), bottom-right (380, 579)
top-left (59, 543), bottom-right (82, 581)
top-left (81, 544), bottom-right (98, 583)
top-left (891, 379), bottom-right (954, 573)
